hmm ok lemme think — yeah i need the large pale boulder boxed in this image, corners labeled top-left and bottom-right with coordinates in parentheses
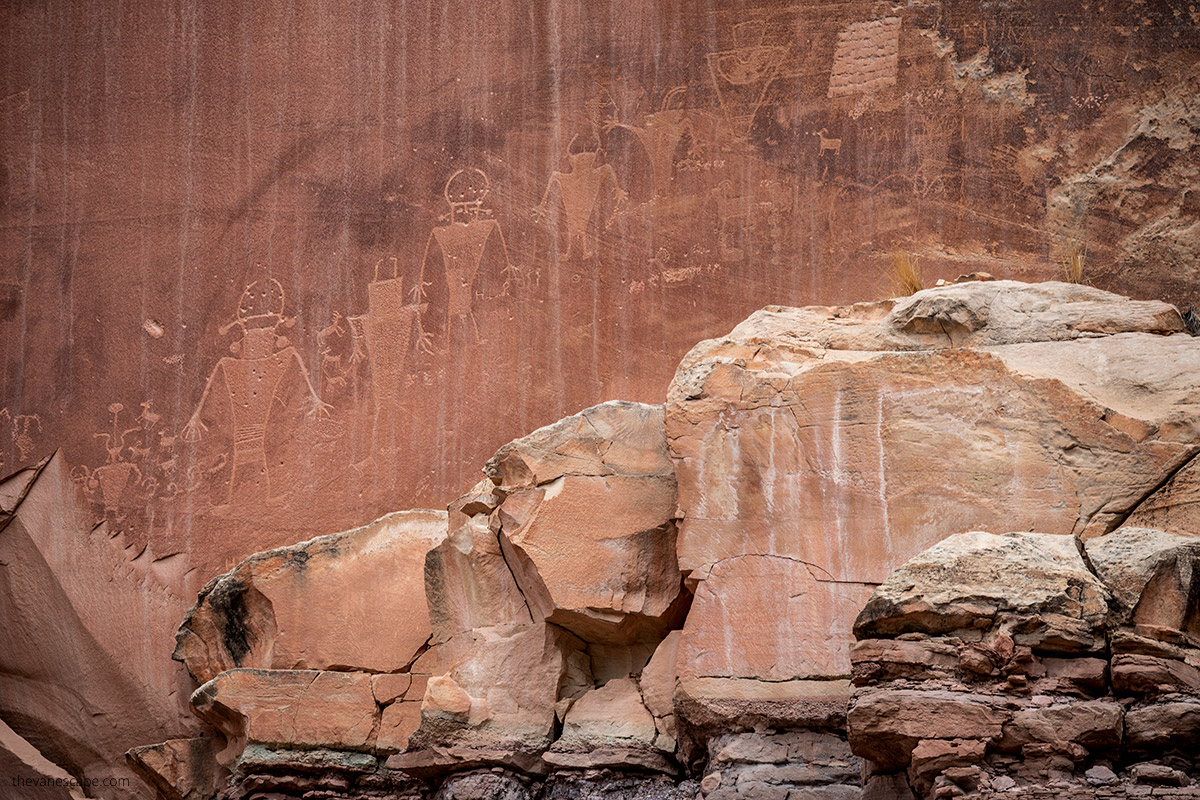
top-left (0, 453), bottom-right (194, 800)
top-left (1084, 527), bottom-right (1200, 631)
top-left (174, 509), bottom-right (447, 683)
top-left (854, 531), bottom-right (1111, 652)
top-left (665, 282), bottom-right (1199, 721)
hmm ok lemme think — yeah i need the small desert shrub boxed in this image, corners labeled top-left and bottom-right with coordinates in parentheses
top-left (1062, 241), bottom-right (1086, 284)
top-left (886, 251), bottom-right (924, 296)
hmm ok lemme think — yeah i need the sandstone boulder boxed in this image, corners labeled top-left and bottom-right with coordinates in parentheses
top-left (854, 531), bottom-right (1111, 652)
top-left (485, 401), bottom-right (685, 647)
top-left (544, 678), bottom-right (670, 772)
top-left (1084, 527), bottom-right (1200, 632)
top-left (665, 282), bottom-right (1199, 715)
top-left (175, 509), bottom-right (447, 683)
top-left (189, 669), bottom-right (379, 763)
top-left (125, 738), bottom-right (224, 800)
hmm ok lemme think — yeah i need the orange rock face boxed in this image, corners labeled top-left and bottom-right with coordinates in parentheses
top-left (174, 509), bottom-right (446, 683)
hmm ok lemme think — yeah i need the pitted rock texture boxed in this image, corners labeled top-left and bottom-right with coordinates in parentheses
top-left (665, 280), bottom-right (1199, 727)
top-left (848, 527), bottom-right (1200, 799)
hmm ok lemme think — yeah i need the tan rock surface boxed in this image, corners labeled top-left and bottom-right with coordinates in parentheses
top-left (854, 531), bottom-right (1110, 652)
top-left (189, 669), bottom-right (379, 759)
top-left (483, 401), bottom-right (685, 646)
top-left (549, 681), bottom-right (662, 753)
top-left (175, 509), bottom-right (446, 683)
top-left (668, 283), bottom-right (1199, 591)
top-left (680, 555), bottom-right (876, 683)
top-left (1084, 527), bottom-right (1200, 631)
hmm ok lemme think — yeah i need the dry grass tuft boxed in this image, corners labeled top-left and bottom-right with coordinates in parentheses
top-left (886, 251), bottom-right (924, 297)
top-left (1061, 241), bottom-right (1086, 284)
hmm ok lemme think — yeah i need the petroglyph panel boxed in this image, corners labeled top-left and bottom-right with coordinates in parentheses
top-left (828, 17), bottom-right (902, 97)
top-left (0, 0), bottom-right (1196, 674)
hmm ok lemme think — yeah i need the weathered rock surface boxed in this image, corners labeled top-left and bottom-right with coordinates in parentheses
top-left (406, 401), bottom-right (687, 774)
top-left (125, 738), bottom-right (224, 800)
top-left (175, 509), bottom-right (447, 683)
top-left (666, 280), bottom-right (1200, 745)
top-left (848, 526), bottom-right (1200, 799)
top-left (190, 669), bottom-right (380, 759)
top-left (0, 453), bottom-right (194, 800)
top-left (855, 531), bottom-right (1111, 652)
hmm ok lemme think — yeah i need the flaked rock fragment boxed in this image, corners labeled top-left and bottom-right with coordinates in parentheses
top-left (1125, 454), bottom-right (1200, 536)
top-left (402, 623), bottom-right (579, 773)
top-left (543, 677), bottom-right (671, 772)
top-left (175, 509), bottom-right (447, 683)
top-left (125, 738), bottom-right (224, 800)
top-left (1084, 527), bottom-right (1200, 633)
top-left (189, 669), bottom-right (379, 763)
top-left (425, 514), bottom-right (534, 644)
top-left (485, 401), bottom-right (686, 647)
top-left (409, 401), bottom-right (687, 774)
top-left (854, 531), bottom-right (1110, 653)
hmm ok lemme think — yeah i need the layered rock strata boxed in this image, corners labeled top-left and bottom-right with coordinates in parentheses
top-left (847, 528), bottom-right (1200, 799)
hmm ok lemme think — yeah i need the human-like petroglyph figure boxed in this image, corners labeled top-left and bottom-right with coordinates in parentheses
top-left (12, 413), bottom-right (42, 462)
top-left (347, 258), bottom-right (428, 454)
top-left (418, 169), bottom-right (511, 340)
top-left (707, 21), bottom-right (786, 141)
top-left (183, 279), bottom-right (329, 508)
top-left (604, 85), bottom-right (697, 200)
top-left (81, 403), bottom-right (143, 520)
top-left (534, 139), bottom-right (627, 260)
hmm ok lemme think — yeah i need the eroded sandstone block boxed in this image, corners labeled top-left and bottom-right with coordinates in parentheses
top-left (189, 669), bottom-right (379, 761)
top-left (663, 282), bottom-right (1200, 752)
top-left (175, 509), bottom-right (447, 683)
top-left (855, 531), bottom-right (1111, 653)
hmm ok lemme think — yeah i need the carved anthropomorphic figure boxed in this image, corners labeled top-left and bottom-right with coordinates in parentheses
top-left (183, 279), bottom-right (329, 509)
top-left (534, 138), bottom-right (627, 261)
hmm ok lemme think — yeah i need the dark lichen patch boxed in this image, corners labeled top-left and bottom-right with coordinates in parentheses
top-left (206, 578), bottom-right (256, 665)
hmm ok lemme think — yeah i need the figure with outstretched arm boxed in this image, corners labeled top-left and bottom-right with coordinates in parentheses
top-left (182, 279), bottom-right (331, 509)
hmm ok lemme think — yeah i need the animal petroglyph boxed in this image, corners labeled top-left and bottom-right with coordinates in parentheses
top-left (707, 21), bottom-right (786, 141)
top-left (534, 142), bottom-right (627, 261)
top-left (183, 279), bottom-right (330, 509)
top-left (816, 128), bottom-right (843, 157)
